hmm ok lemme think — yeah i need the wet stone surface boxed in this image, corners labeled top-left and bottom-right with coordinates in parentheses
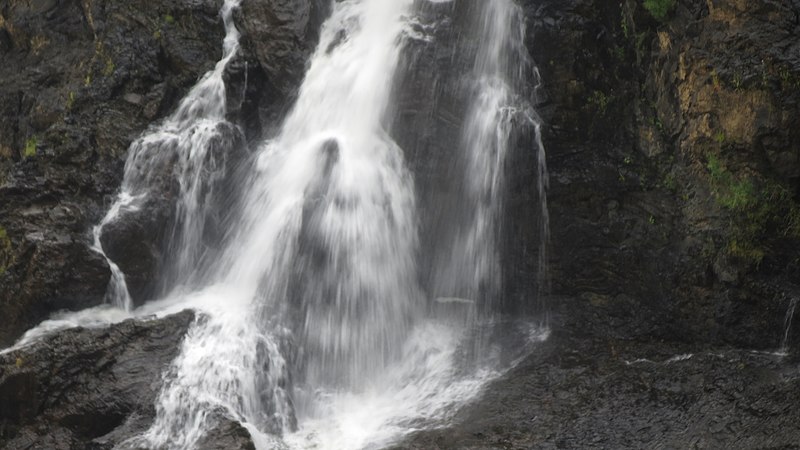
top-left (0, 311), bottom-right (196, 449)
top-left (394, 316), bottom-right (800, 450)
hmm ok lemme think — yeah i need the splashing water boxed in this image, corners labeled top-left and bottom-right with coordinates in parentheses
top-left (8, 0), bottom-right (551, 448)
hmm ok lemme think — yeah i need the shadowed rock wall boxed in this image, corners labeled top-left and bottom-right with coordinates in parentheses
top-left (517, 0), bottom-right (800, 349)
top-left (0, 0), bottom-right (326, 347)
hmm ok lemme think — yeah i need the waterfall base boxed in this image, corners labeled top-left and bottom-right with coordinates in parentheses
top-left (395, 313), bottom-right (800, 449)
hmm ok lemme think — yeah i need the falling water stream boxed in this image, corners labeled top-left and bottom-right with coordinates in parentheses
top-left (5, 0), bottom-right (550, 448)
top-left (778, 297), bottom-right (798, 356)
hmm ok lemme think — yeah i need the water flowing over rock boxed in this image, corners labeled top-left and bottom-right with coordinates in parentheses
top-left (0, 0), bottom-right (226, 346)
top-left (3, 0), bottom-right (800, 448)
top-left (7, 0), bottom-right (543, 448)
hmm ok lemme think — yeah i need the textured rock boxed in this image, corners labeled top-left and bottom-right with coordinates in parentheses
top-left (0, 0), bottom-right (226, 346)
top-left (195, 420), bottom-right (256, 450)
top-left (97, 121), bottom-right (248, 304)
top-left (392, 0), bottom-right (495, 302)
top-left (225, 0), bottom-right (330, 142)
top-left (393, 319), bottom-right (800, 449)
top-left (1, 0), bottom-right (800, 447)
top-left (0, 310), bottom-right (195, 449)
top-left (0, 0), bottom-right (328, 345)
top-left (515, 0), bottom-right (800, 348)
top-left (393, 0), bottom-right (800, 444)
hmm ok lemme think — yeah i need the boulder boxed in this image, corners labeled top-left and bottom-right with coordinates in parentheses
top-left (0, 310), bottom-right (195, 448)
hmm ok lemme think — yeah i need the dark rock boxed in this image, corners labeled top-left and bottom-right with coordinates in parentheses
top-left (99, 196), bottom-right (172, 303)
top-left (0, 226), bottom-right (111, 348)
top-left (1, 0), bottom-right (800, 446)
top-left (393, 315), bottom-right (800, 449)
top-left (95, 0), bottom-right (328, 305)
top-left (510, 0), bottom-right (800, 347)
top-left (0, 0), bottom-right (329, 344)
top-left (0, 310), bottom-right (195, 448)
top-left (392, 0), bottom-right (480, 301)
top-left (227, 0), bottom-right (329, 141)
top-left (195, 419), bottom-right (256, 450)
top-left (0, 0), bottom-right (226, 346)
top-left (392, 0), bottom-right (800, 445)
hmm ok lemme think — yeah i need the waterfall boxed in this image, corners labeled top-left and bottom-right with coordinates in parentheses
top-left (778, 297), bottom-right (798, 356)
top-left (92, 194), bottom-right (135, 311)
top-left (93, 0), bottom-right (244, 309)
top-left (430, 0), bottom-right (547, 315)
top-left (10, 0), bottom-right (551, 448)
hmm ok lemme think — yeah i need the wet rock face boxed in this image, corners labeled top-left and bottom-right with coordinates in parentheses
top-left (228, 0), bottom-right (331, 140)
top-left (0, 310), bottom-right (195, 449)
top-left (0, 0), bottom-right (226, 346)
top-left (394, 325), bottom-right (800, 450)
top-left (195, 420), bottom-right (257, 450)
top-left (392, 0), bottom-right (485, 302)
top-left (516, 0), bottom-right (685, 339)
top-left (511, 0), bottom-right (800, 347)
top-left (98, 121), bottom-right (249, 305)
top-left (0, 0), bottom-right (326, 345)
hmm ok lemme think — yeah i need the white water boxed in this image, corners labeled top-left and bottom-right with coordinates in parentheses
top-left (778, 297), bottom-right (798, 356)
top-left (93, 0), bottom-right (244, 307)
top-left (431, 0), bottom-right (548, 316)
top-left (92, 193), bottom-right (136, 311)
top-left (6, 0), bottom-right (550, 448)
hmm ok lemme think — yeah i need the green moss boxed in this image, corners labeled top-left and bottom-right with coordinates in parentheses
top-left (650, 115), bottom-right (663, 132)
top-left (23, 137), bottom-right (37, 158)
top-left (612, 45), bottom-right (626, 62)
top-left (707, 154), bottom-right (757, 210)
top-left (711, 70), bottom-right (721, 90)
top-left (103, 57), bottom-right (115, 76)
top-left (662, 173), bottom-right (677, 192)
top-left (588, 90), bottom-right (611, 116)
top-left (0, 226), bottom-right (11, 275)
top-left (620, 13), bottom-right (630, 39)
top-left (635, 32), bottom-right (648, 58)
top-left (164, 14), bottom-right (175, 25)
top-left (706, 154), bottom-right (800, 265)
top-left (643, 0), bottom-right (676, 21)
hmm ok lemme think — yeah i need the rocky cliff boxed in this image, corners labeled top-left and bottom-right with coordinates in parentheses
top-left (0, 0), bottom-right (326, 346)
top-left (523, 0), bottom-right (800, 349)
top-left (1, 0), bottom-right (800, 448)
top-left (0, 0), bottom-right (224, 346)
top-left (0, 1), bottom-right (321, 446)
top-left (399, 0), bottom-right (800, 447)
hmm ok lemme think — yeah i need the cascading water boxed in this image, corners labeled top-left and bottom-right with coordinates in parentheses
top-left (95, 0), bottom-right (244, 305)
top-left (3, 0), bottom-right (247, 353)
top-left (778, 297), bottom-right (798, 356)
top-left (430, 0), bottom-right (548, 317)
top-left (6, 0), bottom-right (551, 448)
top-left (92, 195), bottom-right (134, 311)
top-left (133, 2), bottom-right (421, 447)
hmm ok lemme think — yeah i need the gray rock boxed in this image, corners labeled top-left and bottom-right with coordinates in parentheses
top-left (0, 310), bottom-right (195, 448)
top-left (0, 0), bottom-right (226, 346)
top-left (394, 325), bottom-right (800, 449)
